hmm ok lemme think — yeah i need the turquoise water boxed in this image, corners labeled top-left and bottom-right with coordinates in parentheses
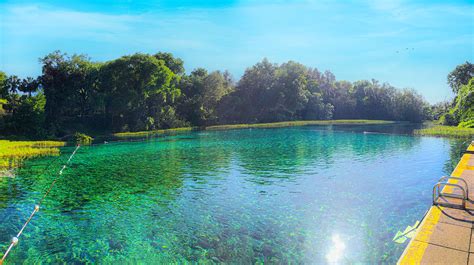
top-left (0, 124), bottom-right (468, 264)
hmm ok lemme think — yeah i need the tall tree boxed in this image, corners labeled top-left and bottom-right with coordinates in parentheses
top-left (450, 78), bottom-right (474, 127)
top-left (179, 69), bottom-right (233, 126)
top-left (154, 52), bottom-right (185, 75)
top-left (447, 61), bottom-right (474, 93)
top-left (99, 53), bottom-right (181, 131)
top-left (0, 71), bottom-right (7, 98)
top-left (229, 58), bottom-right (278, 123)
top-left (40, 51), bottom-right (101, 134)
top-left (19, 77), bottom-right (40, 96)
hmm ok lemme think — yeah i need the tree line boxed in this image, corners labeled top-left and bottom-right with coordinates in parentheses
top-left (0, 51), bottom-right (468, 138)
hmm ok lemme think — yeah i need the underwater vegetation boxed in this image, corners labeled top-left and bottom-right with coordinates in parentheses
top-left (0, 140), bottom-right (65, 171)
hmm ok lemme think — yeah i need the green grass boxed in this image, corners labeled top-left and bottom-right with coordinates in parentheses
top-left (414, 126), bottom-right (474, 138)
top-left (113, 127), bottom-right (195, 138)
top-left (205, 119), bottom-right (393, 130)
top-left (0, 140), bottom-right (65, 170)
top-left (114, 120), bottom-right (394, 138)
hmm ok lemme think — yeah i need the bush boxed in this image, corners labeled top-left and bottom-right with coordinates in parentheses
top-left (74, 132), bottom-right (93, 145)
top-left (459, 120), bottom-right (474, 128)
top-left (439, 113), bottom-right (458, 126)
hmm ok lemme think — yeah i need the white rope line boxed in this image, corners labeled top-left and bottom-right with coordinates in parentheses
top-left (0, 144), bottom-right (81, 264)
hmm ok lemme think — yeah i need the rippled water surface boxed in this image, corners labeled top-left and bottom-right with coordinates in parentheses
top-left (0, 124), bottom-right (468, 264)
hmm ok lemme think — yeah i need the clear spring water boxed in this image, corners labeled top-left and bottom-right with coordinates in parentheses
top-left (0, 124), bottom-right (468, 264)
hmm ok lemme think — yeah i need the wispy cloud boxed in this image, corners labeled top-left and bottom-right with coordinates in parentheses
top-left (4, 4), bottom-right (138, 40)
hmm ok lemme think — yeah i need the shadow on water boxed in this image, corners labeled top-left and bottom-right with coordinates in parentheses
top-left (444, 138), bottom-right (472, 174)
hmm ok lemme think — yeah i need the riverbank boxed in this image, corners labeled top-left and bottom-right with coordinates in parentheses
top-left (414, 126), bottom-right (474, 138)
top-left (113, 119), bottom-right (394, 138)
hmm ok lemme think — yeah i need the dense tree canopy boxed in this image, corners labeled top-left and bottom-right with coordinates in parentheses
top-left (447, 62), bottom-right (474, 93)
top-left (179, 68), bottom-right (233, 126)
top-left (220, 60), bottom-right (427, 124)
top-left (0, 51), bottom-right (458, 138)
top-left (99, 53), bottom-right (182, 131)
top-left (440, 61), bottom-right (474, 127)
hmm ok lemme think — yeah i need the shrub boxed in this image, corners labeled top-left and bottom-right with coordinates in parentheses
top-left (74, 132), bottom-right (94, 145)
top-left (459, 120), bottom-right (474, 128)
top-left (439, 113), bottom-right (458, 126)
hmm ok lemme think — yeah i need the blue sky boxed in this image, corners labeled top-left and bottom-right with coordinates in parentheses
top-left (0, 0), bottom-right (473, 103)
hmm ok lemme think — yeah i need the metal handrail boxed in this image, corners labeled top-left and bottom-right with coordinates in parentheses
top-left (433, 182), bottom-right (467, 209)
top-left (438, 176), bottom-right (469, 199)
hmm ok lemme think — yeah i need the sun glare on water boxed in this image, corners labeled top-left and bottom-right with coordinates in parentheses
top-left (326, 234), bottom-right (346, 264)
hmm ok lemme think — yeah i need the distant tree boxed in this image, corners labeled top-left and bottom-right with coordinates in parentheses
top-left (40, 51), bottom-right (101, 134)
top-left (154, 52), bottom-right (185, 75)
top-left (447, 61), bottom-right (474, 93)
top-left (303, 93), bottom-right (333, 120)
top-left (0, 71), bottom-right (7, 98)
top-left (4, 75), bottom-right (21, 95)
top-left (230, 58), bottom-right (278, 123)
top-left (272, 61), bottom-right (311, 120)
top-left (179, 69), bottom-right (233, 126)
top-left (330, 81), bottom-right (355, 119)
top-left (394, 89), bottom-right (427, 122)
top-left (19, 77), bottom-right (40, 96)
top-left (1, 93), bottom-right (46, 137)
top-left (451, 78), bottom-right (474, 127)
top-left (430, 101), bottom-right (452, 121)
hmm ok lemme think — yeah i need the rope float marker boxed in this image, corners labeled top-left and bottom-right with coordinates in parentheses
top-left (0, 144), bottom-right (81, 264)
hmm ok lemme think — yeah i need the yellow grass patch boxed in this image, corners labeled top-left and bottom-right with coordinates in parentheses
top-left (0, 140), bottom-right (65, 170)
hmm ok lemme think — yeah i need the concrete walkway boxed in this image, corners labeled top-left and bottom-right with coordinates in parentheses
top-left (398, 142), bottom-right (474, 264)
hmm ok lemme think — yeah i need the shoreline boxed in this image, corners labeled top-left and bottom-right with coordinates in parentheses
top-left (414, 125), bottom-right (474, 138)
top-left (113, 119), bottom-right (394, 138)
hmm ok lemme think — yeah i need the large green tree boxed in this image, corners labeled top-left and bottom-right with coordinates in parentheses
top-left (154, 52), bottom-right (185, 76)
top-left (40, 51), bottom-right (101, 134)
top-left (179, 69), bottom-right (233, 126)
top-left (450, 78), bottom-right (474, 127)
top-left (447, 61), bottom-right (474, 93)
top-left (440, 62), bottom-right (474, 127)
top-left (99, 53), bottom-right (182, 131)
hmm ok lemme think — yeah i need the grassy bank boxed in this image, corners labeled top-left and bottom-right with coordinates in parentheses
top-left (113, 127), bottom-right (195, 138)
top-left (414, 126), bottom-right (474, 138)
top-left (114, 119), bottom-right (394, 138)
top-left (0, 140), bottom-right (65, 170)
top-left (205, 119), bottom-right (393, 130)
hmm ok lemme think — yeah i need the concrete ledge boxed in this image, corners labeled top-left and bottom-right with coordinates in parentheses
top-left (398, 142), bottom-right (474, 265)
